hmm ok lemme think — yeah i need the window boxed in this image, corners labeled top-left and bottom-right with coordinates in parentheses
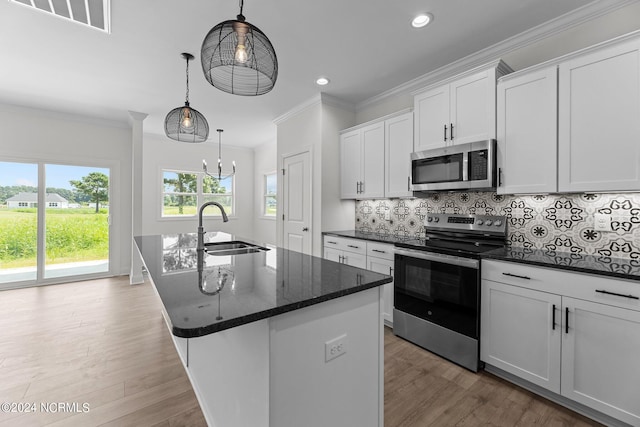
top-left (263, 173), bottom-right (277, 217)
top-left (18, 202), bottom-right (28, 207)
top-left (162, 170), bottom-right (234, 218)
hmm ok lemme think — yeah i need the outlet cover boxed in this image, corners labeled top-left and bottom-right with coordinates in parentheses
top-left (325, 334), bottom-right (347, 362)
top-left (594, 213), bottom-right (611, 232)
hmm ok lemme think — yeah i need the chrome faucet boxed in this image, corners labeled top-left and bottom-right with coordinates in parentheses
top-left (197, 202), bottom-right (229, 289)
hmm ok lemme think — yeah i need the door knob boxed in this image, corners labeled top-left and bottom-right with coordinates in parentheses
top-left (302, 227), bottom-right (309, 232)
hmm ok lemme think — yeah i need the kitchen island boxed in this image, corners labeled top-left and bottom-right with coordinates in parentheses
top-left (134, 232), bottom-right (392, 427)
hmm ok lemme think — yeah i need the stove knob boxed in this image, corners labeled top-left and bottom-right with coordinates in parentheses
top-left (485, 220), bottom-right (493, 226)
top-left (494, 220), bottom-right (503, 226)
top-left (433, 217), bottom-right (439, 223)
top-left (427, 216), bottom-right (433, 222)
top-left (476, 219), bottom-right (484, 225)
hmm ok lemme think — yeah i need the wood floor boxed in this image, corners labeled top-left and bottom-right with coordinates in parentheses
top-left (0, 277), bottom-right (602, 426)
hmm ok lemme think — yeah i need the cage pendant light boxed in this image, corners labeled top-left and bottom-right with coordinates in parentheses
top-left (200, 0), bottom-right (278, 96)
top-left (165, 53), bottom-right (210, 142)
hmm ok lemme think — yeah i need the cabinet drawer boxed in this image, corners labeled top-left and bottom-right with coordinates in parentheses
top-left (323, 236), bottom-right (367, 255)
top-left (482, 259), bottom-right (640, 312)
top-left (366, 242), bottom-right (394, 261)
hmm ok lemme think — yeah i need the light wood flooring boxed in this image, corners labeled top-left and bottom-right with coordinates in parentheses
top-left (0, 276), bottom-right (603, 426)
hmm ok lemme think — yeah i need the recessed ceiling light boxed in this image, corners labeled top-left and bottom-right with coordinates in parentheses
top-left (316, 77), bottom-right (330, 86)
top-left (411, 13), bottom-right (433, 28)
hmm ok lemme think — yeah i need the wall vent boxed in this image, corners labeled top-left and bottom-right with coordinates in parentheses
top-left (11, 0), bottom-right (110, 33)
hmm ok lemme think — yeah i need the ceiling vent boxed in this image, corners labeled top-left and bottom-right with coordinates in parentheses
top-left (11, 0), bottom-right (110, 33)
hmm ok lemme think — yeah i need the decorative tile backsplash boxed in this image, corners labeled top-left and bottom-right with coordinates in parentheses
top-left (355, 192), bottom-right (640, 260)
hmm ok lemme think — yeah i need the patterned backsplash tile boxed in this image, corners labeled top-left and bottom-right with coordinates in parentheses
top-left (355, 192), bottom-right (640, 260)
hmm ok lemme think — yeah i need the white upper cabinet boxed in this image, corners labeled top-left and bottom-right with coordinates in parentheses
top-left (340, 110), bottom-right (413, 199)
top-left (497, 66), bottom-right (558, 194)
top-left (361, 122), bottom-right (385, 199)
top-left (340, 129), bottom-right (362, 198)
top-left (558, 37), bottom-right (640, 192)
top-left (384, 112), bottom-right (413, 198)
top-left (413, 61), bottom-right (511, 152)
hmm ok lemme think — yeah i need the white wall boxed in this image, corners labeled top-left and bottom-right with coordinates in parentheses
top-left (275, 96), bottom-right (356, 256)
top-left (253, 140), bottom-right (277, 245)
top-left (141, 133), bottom-right (254, 238)
top-left (355, 1), bottom-right (640, 124)
top-left (0, 103), bottom-right (132, 276)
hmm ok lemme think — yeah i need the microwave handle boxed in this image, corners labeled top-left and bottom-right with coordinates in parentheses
top-left (462, 151), bottom-right (469, 182)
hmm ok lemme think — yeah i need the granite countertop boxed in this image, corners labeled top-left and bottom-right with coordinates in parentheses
top-left (324, 230), bottom-right (640, 282)
top-left (482, 247), bottom-right (640, 282)
top-left (134, 232), bottom-right (392, 338)
top-left (323, 230), bottom-right (418, 245)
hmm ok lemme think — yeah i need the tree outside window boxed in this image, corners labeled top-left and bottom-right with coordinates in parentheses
top-left (264, 173), bottom-right (276, 217)
top-left (162, 170), bottom-right (233, 217)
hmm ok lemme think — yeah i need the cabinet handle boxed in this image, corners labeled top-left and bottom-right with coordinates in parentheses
top-left (389, 267), bottom-right (393, 275)
top-left (444, 124), bottom-right (448, 141)
top-left (450, 123), bottom-right (454, 140)
top-left (498, 167), bottom-right (503, 187)
top-left (342, 255), bottom-right (348, 264)
top-left (360, 181), bottom-right (364, 193)
top-left (302, 227), bottom-right (309, 232)
top-left (565, 307), bottom-right (569, 334)
top-left (338, 255), bottom-right (344, 263)
top-left (371, 249), bottom-right (386, 253)
top-left (502, 272), bottom-right (531, 280)
top-left (327, 241), bottom-right (338, 245)
top-left (595, 289), bottom-right (639, 300)
top-left (347, 245), bottom-right (360, 249)
top-left (552, 304), bottom-right (556, 330)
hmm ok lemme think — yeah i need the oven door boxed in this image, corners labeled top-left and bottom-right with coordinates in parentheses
top-left (394, 247), bottom-right (480, 339)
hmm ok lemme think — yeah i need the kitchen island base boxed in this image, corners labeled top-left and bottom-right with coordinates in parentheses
top-left (174, 287), bottom-right (383, 427)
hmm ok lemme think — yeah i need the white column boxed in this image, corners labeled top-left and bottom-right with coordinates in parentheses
top-left (128, 111), bottom-right (147, 285)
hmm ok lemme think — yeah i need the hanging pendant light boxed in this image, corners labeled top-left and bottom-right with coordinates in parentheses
top-left (203, 129), bottom-right (236, 180)
top-left (200, 0), bottom-right (278, 96)
top-left (165, 53), bottom-right (210, 142)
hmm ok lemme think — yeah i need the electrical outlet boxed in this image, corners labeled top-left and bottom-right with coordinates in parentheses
top-left (384, 211), bottom-right (391, 221)
top-left (594, 213), bottom-right (611, 232)
top-left (325, 334), bottom-right (347, 362)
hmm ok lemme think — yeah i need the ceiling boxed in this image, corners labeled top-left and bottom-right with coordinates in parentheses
top-left (0, 0), bottom-right (620, 148)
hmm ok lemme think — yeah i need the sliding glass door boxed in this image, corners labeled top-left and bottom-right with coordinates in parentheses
top-left (0, 161), bottom-right (111, 288)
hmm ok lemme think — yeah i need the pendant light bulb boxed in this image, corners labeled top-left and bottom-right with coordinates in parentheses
top-left (181, 107), bottom-right (193, 129)
top-left (235, 44), bottom-right (248, 63)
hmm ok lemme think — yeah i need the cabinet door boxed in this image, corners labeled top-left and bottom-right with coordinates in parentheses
top-left (497, 67), bottom-right (558, 194)
top-left (450, 69), bottom-right (495, 144)
top-left (385, 112), bottom-right (414, 198)
top-left (340, 129), bottom-right (361, 198)
top-left (558, 38), bottom-right (640, 192)
top-left (361, 122), bottom-right (385, 199)
top-left (367, 256), bottom-right (394, 326)
top-left (342, 251), bottom-right (366, 269)
top-left (561, 297), bottom-right (640, 426)
top-left (414, 84), bottom-right (450, 151)
top-left (323, 247), bottom-right (342, 264)
top-left (481, 280), bottom-right (561, 393)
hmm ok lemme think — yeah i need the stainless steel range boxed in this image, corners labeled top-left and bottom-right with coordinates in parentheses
top-left (393, 213), bottom-right (507, 372)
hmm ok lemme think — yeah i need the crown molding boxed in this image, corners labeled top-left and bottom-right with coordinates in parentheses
top-left (0, 101), bottom-right (131, 129)
top-left (273, 92), bottom-right (354, 125)
top-left (357, 0), bottom-right (635, 110)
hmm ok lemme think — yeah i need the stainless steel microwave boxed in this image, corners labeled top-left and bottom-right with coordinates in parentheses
top-left (411, 139), bottom-right (496, 192)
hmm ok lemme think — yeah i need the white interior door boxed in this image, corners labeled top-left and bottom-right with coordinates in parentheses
top-left (282, 151), bottom-right (311, 254)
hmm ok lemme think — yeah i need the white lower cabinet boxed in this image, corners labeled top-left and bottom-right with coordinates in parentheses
top-left (481, 259), bottom-right (640, 426)
top-left (324, 236), bottom-right (395, 326)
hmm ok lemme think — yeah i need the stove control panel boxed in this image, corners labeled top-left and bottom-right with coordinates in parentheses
top-left (425, 213), bottom-right (507, 234)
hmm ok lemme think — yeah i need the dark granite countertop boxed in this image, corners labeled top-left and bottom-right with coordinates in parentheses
top-left (134, 232), bottom-right (392, 338)
top-left (323, 230), bottom-right (417, 245)
top-left (324, 230), bottom-right (640, 282)
top-left (482, 247), bottom-right (640, 282)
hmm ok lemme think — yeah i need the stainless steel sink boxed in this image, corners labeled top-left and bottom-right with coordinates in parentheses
top-left (204, 241), bottom-right (269, 256)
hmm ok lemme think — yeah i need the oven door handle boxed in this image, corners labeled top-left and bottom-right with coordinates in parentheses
top-left (394, 248), bottom-right (479, 269)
